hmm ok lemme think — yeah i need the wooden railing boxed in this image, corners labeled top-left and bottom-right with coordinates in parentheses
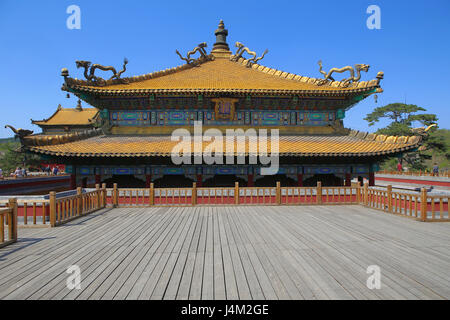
top-left (1, 182), bottom-right (447, 239)
top-left (0, 199), bottom-right (49, 227)
top-left (280, 184), bottom-right (359, 205)
top-left (361, 183), bottom-right (449, 222)
top-left (239, 186), bottom-right (277, 205)
top-left (424, 194), bottom-right (450, 221)
top-left (50, 184), bottom-right (107, 227)
top-left (108, 181), bottom-right (359, 207)
top-left (0, 198), bottom-right (17, 248)
top-left (197, 187), bottom-right (235, 205)
top-left (105, 181), bottom-right (449, 222)
top-left (378, 170), bottom-right (450, 178)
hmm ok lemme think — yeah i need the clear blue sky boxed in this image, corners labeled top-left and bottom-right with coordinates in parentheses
top-left (1, 0), bottom-right (449, 138)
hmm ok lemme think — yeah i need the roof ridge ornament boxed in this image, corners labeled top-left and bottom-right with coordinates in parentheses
top-left (230, 42), bottom-right (269, 67)
top-left (317, 60), bottom-right (370, 87)
top-left (410, 124), bottom-right (437, 136)
top-left (74, 58), bottom-right (129, 86)
top-left (22, 127), bottom-right (103, 147)
top-left (4, 125), bottom-right (33, 142)
top-left (175, 43), bottom-right (210, 66)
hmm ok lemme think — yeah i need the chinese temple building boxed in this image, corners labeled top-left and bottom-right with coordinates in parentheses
top-left (31, 100), bottom-right (98, 135)
top-left (13, 21), bottom-right (422, 188)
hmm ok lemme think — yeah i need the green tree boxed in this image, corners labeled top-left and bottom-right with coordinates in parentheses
top-left (364, 103), bottom-right (443, 171)
top-left (0, 140), bottom-right (42, 174)
top-left (364, 103), bottom-right (437, 128)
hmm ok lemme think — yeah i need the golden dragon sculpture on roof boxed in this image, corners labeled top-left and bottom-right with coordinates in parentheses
top-left (317, 60), bottom-right (370, 87)
top-left (230, 42), bottom-right (268, 67)
top-left (75, 58), bottom-right (129, 86)
top-left (175, 43), bottom-right (210, 66)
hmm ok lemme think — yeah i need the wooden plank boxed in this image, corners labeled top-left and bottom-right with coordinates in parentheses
top-left (79, 207), bottom-right (176, 300)
top-left (176, 207), bottom-right (204, 300)
top-left (101, 207), bottom-right (178, 300)
top-left (243, 206), bottom-right (321, 299)
top-left (112, 207), bottom-right (184, 299)
top-left (0, 208), bottom-right (130, 293)
top-left (221, 207), bottom-right (252, 299)
top-left (137, 206), bottom-right (195, 299)
top-left (39, 207), bottom-right (162, 300)
top-left (230, 207), bottom-right (278, 299)
top-left (234, 206), bottom-right (292, 300)
top-left (201, 206), bottom-right (214, 300)
top-left (188, 205), bottom-right (208, 300)
top-left (1, 204), bottom-right (449, 300)
top-left (163, 207), bottom-right (201, 300)
top-left (2, 207), bottom-right (150, 299)
top-left (212, 206), bottom-right (226, 300)
top-left (0, 207), bottom-right (117, 281)
top-left (215, 206), bottom-right (239, 300)
top-left (124, 207), bottom-right (191, 299)
top-left (150, 207), bottom-right (198, 300)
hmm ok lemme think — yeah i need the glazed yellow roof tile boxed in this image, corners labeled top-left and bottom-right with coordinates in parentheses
top-left (66, 58), bottom-right (380, 94)
top-left (26, 134), bottom-right (420, 157)
top-left (32, 108), bottom-right (98, 126)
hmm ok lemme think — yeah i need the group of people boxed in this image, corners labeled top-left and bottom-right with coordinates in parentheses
top-left (42, 165), bottom-right (59, 176)
top-left (0, 165), bottom-right (60, 179)
top-left (13, 167), bottom-right (28, 177)
top-left (0, 167), bottom-right (28, 179)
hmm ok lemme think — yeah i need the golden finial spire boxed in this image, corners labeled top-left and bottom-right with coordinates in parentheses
top-left (75, 99), bottom-right (82, 111)
top-left (212, 20), bottom-right (231, 58)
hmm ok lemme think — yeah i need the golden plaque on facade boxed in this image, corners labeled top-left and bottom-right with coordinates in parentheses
top-left (212, 98), bottom-right (238, 120)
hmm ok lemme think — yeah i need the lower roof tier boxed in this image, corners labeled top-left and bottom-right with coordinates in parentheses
top-left (24, 131), bottom-right (421, 158)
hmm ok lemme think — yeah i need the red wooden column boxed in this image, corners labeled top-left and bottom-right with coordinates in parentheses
top-left (145, 174), bottom-right (152, 188)
top-left (369, 172), bottom-right (375, 186)
top-left (345, 173), bottom-right (351, 186)
top-left (81, 178), bottom-right (87, 188)
top-left (95, 174), bottom-right (101, 185)
top-left (70, 174), bottom-right (77, 189)
top-left (247, 174), bottom-right (254, 187)
top-left (196, 174), bottom-right (202, 187)
top-left (297, 174), bottom-right (303, 187)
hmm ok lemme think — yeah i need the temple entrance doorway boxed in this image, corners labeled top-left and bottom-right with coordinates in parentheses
top-left (102, 175), bottom-right (146, 188)
top-left (303, 174), bottom-right (343, 187)
top-left (152, 175), bottom-right (194, 188)
top-left (255, 174), bottom-right (297, 187)
top-left (203, 175), bottom-right (247, 187)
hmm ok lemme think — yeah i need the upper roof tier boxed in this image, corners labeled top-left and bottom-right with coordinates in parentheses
top-left (61, 21), bottom-right (384, 98)
top-left (31, 100), bottom-right (98, 126)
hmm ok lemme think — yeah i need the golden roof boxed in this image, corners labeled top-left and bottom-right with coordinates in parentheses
top-left (24, 131), bottom-right (421, 157)
top-left (63, 20), bottom-right (383, 98)
top-left (32, 105), bottom-right (98, 126)
top-left (64, 56), bottom-right (382, 96)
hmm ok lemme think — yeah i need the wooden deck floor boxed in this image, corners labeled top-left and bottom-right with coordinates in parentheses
top-left (0, 205), bottom-right (449, 300)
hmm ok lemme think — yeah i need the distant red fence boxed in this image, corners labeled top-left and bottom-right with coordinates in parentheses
top-left (0, 175), bottom-right (70, 195)
top-left (375, 176), bottom-right (450, 188)
top-left (378, 170), bottom-right (450, 178)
